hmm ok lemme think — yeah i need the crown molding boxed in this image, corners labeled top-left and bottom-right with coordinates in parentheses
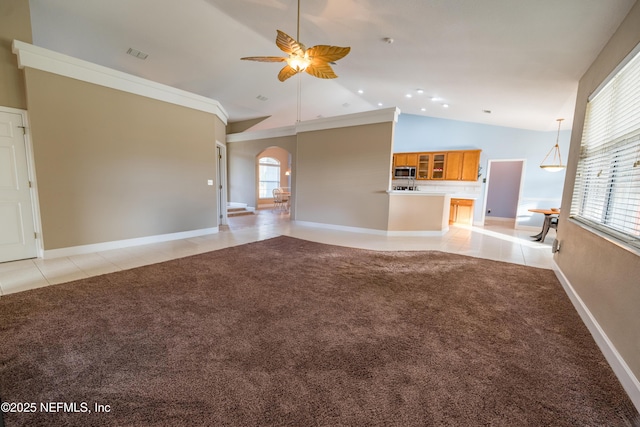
top-left (226, 107), bottom-right (400, 142)
top-left (295, 107), bottom-right (400, 133)
top-left (12, 40), bottom-right (228, 124)
top-left (226, 125), bottom-right (297, 143)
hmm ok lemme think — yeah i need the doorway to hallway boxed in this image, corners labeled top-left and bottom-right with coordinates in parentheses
top-left (483, 159), bottom-right (525, 227)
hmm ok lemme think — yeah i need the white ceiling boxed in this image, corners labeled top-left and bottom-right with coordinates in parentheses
top-left (28, 0), bottom-right (636, 132)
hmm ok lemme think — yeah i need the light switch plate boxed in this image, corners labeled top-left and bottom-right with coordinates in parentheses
top-left (207, 180), bottom-right (214, 186)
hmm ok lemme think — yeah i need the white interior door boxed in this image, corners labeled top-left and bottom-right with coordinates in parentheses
top-left (0, 111), bottom-right (37, 262)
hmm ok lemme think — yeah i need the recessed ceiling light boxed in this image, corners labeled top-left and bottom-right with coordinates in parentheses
top-left (443, 104), bottom-right (449, 108)
top-left (431, 96), bottom-right (441, 102)
top-left (417, 89), bottom-right (424, 94)
top-left (405, 94), bottom-right (412, 98)
top-left (126, 47), bottom-right (148, 60)
top-left (256, 95), bottom-right (268, 101)
top-left (421, 108), bottom-right (426, 112)
top-left (377, 102), bottom-right (383, 107)
top-left (357, 89), bottom-right (364, 94)
top-left (342, 102), bottom-right (350, 108)
top-left (483, 109), bottom-right (492, 114)
top-left (383, 37), bottom-right (394, 44)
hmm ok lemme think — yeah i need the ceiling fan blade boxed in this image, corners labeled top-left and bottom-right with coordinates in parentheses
top-left (306, 45), bottom-right (351, 64)
top-left (278, 64), bottom-right (300, 82)
top-left (305, 63), bottom-right (338, 79)
top-left (241, 56), bottom-right (287, 62)
top-left (276, 30), bottom-right (306, 56)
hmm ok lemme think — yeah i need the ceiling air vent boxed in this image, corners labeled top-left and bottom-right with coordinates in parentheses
top-left (126, 48), bottom-right (148, 60)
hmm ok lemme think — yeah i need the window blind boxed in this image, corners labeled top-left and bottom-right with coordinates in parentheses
top-left (570, 44), bottom-right (640, 250)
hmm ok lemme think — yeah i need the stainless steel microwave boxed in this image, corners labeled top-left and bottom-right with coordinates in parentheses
top-left (394, 166), bottom-right (416, 178)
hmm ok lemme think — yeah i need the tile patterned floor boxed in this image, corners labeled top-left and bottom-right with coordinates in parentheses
top-left (0, 211), bottom-right (555, 296)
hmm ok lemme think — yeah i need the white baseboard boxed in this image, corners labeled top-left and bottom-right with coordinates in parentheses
top-left (485, 216), bottom-right (515, 222)
top-left (43, 227), bottom-right (218, 259)
top-left (386, 228), bottom-right (449, 237)
top-left (552, 261), bottom-right (640, 413)
top-left (293, 220), bottom-right (448, 236)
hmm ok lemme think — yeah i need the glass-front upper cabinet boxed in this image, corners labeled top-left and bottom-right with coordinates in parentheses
top-left (417, 154), bottom-right (430, 179)
top-left (431, 154), bottom-right (446, 179)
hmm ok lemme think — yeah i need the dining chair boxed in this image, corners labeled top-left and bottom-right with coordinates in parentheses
top-left (272, 188), bottom-right (283, 210)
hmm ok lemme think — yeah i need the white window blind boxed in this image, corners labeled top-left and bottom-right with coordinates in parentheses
top-left (570, 44), bottom-right (640, 250)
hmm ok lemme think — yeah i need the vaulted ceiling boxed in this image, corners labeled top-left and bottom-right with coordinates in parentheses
top-left (28, 0), bottom-right (637, 131)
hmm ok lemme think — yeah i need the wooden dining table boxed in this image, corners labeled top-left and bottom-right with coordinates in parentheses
top-left (528, 208), bottom-right (560, 242)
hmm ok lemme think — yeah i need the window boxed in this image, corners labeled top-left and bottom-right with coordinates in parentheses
top-left (258, 157), bottom-right (280, 198)
top-left (570, 44), bottom-right (640, 250)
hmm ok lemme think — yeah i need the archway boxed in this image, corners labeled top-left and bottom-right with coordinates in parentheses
top-left (256, 146), bottom-right (291, 210)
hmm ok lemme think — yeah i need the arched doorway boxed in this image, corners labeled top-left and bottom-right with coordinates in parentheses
top-left (256, 147), bottom-right (291, 210)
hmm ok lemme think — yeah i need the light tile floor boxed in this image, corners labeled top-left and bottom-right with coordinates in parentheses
top-left (0, 211), bottom-right (556, 296)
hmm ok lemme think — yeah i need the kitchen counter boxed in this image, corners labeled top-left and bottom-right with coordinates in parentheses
top-left (391, 179), bottom-right (482, 200)
top-left (388, 189), bottom-right (480, 200)
top-left (387, 192), bottom-right (450, 235)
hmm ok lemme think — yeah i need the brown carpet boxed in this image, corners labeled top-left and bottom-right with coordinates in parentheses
top-left (0, 236), bottom-right (638, 426)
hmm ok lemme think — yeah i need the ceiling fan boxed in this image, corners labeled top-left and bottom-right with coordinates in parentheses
top-left (241, 0), bottom-right (351, 82)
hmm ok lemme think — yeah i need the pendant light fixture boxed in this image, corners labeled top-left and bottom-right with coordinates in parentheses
top-left (540, 118), bottom-right (566, 172)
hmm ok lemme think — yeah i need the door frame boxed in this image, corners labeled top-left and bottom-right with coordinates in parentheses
top-left (216, 141), bottom-right (228, 226)
top-left (481, 158), bottom-right (526, 227)
top-left (0, 105), bottom-right (43, 259)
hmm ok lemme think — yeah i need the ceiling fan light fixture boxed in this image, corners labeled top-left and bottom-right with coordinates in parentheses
top-left (286, 52), bottom-right (310, 71)
top-left (540, 118), bottom-right (566, 172)
top-left (240, 0), bottom-right (350, 82)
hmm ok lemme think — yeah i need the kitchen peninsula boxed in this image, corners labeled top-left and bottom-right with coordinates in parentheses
top-left (388, 149), bottom-right (482, 233)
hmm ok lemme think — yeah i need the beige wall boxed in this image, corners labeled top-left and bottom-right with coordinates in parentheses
top-left (24, 68), bottom-right (222, 250)
top-left (556, 1), bottom-right (640, 383)
top-left (296, 122), bottom-right (394, 231)
top-left (227, 135), bottom-right (297, 208)
top-left (0, 0), bottom-right (31, 109)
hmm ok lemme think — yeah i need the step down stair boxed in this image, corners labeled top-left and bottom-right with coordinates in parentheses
top-left (227, 202), bottom-right (254, 218)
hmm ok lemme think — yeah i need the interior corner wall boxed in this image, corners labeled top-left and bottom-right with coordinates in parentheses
top-left (227, 135), bottom-right (297, 208)
top-left (556, 0), bottom-right (640, 392)
top-left (0, 0), bottom-right (32, 109)
top-left (214, 117), bottom-right (226, 144)
top-left (24, 68), bottom-right (220, 250)
top-left (296, 122), bottom-right (393, 231)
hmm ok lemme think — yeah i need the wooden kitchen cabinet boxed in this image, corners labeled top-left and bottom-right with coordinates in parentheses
top-left (394, 153), bottom-right (418, 167)
top-left (449, 198), bottom-right (474, 225)
top-left (415, 153), bottom-right (446, 180)
top-left (431, 153), bottom-right (446, 179)
top-left (417, 154), bottom-right (430, 179)
top-left (444, 151), bottom-right (463, 180)
top-left (460, 150), bottom-right (481, 180)
top-left (445, 150), bottom-right (481, 181)
top-left (394, 149), bottom-right (481, 181)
